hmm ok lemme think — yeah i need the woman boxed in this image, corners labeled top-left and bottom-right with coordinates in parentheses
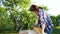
top-left (29, 5), bottom-right (53, 34)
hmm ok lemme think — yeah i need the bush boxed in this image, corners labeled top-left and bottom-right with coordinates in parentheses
top-left (0, 10), bottom-right (37, 32)
top-left (19, 10), bottom-right (37, 30)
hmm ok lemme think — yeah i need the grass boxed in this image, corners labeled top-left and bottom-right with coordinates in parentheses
top-left (0, 30), bottom-right (18, 34)
top-left (52, 26), bottom-right (60, 34)
top-left (0, 32), bottom-right (18, 34)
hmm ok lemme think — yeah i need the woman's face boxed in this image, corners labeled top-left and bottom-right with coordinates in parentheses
top-left (32, 11), bottom-right (39, 15)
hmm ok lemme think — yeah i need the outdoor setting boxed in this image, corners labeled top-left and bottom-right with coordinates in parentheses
top-left (0, 0), bottom-right (60, 34)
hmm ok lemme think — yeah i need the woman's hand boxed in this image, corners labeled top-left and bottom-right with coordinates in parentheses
top-left (41, 23), bottom-right (45, 30)
top-left (41, 23), bottom-right (46, 34)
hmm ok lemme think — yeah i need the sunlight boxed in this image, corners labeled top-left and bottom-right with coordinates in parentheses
top-left (56, 26), bottom-right (60, 29)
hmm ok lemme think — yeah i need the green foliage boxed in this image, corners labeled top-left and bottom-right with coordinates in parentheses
top-left (50, 14), bottom-right (60, 26)
top-left (0, 0), bottom-right (60, 34)
top-left (0, 7), bottom-right (37, 32)
top-left (0, 7), bottom-right (15, 32)
top-left (56, 14), bottom-right (60, 26)
top-left (2, 0), bottom-right (31, 8)
top-left (50, 16), bottom-right (57, 26)
top-left (0, 0), bottom-right (31, 31)
top-left (19, 10), bottom-right (37, 30)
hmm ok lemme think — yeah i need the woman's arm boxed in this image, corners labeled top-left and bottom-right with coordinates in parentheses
top-left (39, 9), bottom-right (46, 30)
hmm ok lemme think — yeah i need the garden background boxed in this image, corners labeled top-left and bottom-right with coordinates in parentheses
top-left (0, 0), bottom-right (60, 34)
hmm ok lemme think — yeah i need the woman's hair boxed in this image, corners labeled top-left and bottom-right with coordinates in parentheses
top-left (39, 7), bottom-right (43, 9)
top-left (29, 5), bottom-right (43, 11)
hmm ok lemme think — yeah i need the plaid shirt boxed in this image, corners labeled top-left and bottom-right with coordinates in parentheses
top-left (38, 9), bottom-right (54, 32)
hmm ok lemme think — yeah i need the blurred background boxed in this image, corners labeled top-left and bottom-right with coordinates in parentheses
top-left (0, 0), bottom-right (60, 34)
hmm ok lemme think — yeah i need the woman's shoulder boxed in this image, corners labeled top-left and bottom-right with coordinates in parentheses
top-left (39, 9), bottom-right (48, 15)
top-left (39, 9), bottom-right (46, 14)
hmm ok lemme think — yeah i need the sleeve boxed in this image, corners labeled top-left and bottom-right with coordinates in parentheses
top-left (39, 9), bottom-right (46, 24)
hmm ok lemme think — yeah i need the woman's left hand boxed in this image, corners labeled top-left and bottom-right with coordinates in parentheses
top-left (41, 23), bottom-right (45, 30)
